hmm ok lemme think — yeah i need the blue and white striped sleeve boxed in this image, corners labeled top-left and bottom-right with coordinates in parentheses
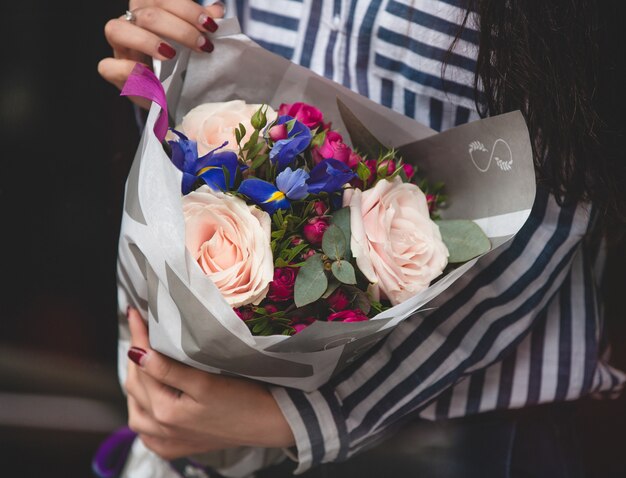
top-left (270, 188), bottom-right (593, 473)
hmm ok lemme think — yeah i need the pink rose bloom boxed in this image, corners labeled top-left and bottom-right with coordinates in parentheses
top-left (327, 288), bottom-right (351, 311)
top-left (277, 102), bottom-right (324, 129)
top-left (303, 216), bottom-right (330, 246)
top-left (343, 177), bottom-right (449, 305)
top-left (327, 309), bottom-right (369, 323)
top-left (177, 100), bottom-right (276, 156)
top-left (183, 186), bottom-right (274, 308)
top-left (318, 131), bottom-right (352, 163)
top-left (268, 267), bottom-right (298, 302)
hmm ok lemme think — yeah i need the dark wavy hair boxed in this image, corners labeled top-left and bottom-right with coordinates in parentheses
top-left (452, 1), bottom-right (625, 237)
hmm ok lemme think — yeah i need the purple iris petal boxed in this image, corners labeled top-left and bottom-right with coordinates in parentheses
top-left (238, 178), bottom-right (290, 214)
top-left (268, 116), bottom-right (312, 170)
top-left (168, 131), bottom-right (239, 194)
top-left (307, 159), bottom-right (356, 194)
top-left (276, 167), bottom-right (310, 200)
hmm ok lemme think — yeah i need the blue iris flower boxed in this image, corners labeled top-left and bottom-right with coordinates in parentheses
top-left (238, 167), bottom-right (310, 214)
top-left (275, 167), bottom-right (310, 200)
top-left (307, 159), bottom-right (356, 194)
top-left (168, 130), bottom-right (240, 194)
top-left (238, 178), bottom-right (291, 214)
top-left (269, 116), bottom-right (312, 171)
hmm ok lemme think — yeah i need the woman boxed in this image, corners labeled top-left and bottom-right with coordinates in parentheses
top-left (98, 1), bottom-right (625, 477)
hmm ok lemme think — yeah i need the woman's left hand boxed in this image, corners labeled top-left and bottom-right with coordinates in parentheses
top-left (124, 307), bottom-right (295, 460)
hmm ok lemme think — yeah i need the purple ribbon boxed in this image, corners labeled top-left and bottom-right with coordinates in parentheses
top-left (92, 426), bottom-right (137, 478)
top-left (120, 63), bottom-right (169, 142)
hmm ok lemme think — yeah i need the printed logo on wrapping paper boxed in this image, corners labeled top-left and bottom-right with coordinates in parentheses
top-left (468, 139), bottom-right (513, 172)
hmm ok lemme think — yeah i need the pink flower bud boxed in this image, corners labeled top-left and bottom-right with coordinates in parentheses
top-left (327, 288), bottom-right (351, 311)
top-left (264, 304), bottom-right (279, 314)
top-left (301, 249), bottom-right (316, 260)
top-left (268, 123), bottom-right (288, 141)
top-left (267, 267), bottom-right (298, 302)
top-left (312, 200), bottom-right (328, 217)
top-left (327, 309), bottom-right (369, 323)
top-left (303, 216), bottom-right (330, 246)
top-left (291, 236), bottom-right (304, 246)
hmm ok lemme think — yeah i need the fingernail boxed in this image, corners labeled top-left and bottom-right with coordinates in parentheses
top-left (199, 14), bottom-right (218, 33)
top-left (197, 36), bottom-right (214, 53)
top-left (158, 43), bottom-right (176, 59)
top-left (126, 305), bottom-right (131, 317)
top-left (128, 346), bottom-right (147, 367)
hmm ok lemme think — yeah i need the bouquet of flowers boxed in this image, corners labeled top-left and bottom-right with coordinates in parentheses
top-left (115, 19), bottom-right (536, 394)
top-left (161, 95), bottom-right (485, 338)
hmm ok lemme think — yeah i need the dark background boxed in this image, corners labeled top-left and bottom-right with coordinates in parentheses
top-left (0, 1), bottom-right (624, 477)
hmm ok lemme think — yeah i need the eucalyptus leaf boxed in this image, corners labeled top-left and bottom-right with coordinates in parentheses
top-left (337, 98), bottom-right (388, 160)
top-left (436, 219), bottom-right (491, 263)
top-left (330, 207), bottom-right (352, 261)
top-left (331, 260), bottom-right (357, 285)
top-left (322, 224), bottom-right (347, 260)
top-left (294, 254), bottom-right (328, 307)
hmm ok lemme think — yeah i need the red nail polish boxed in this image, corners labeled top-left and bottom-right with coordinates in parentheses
top-left (199, 37), bottom-right (214, 53)
top-left (203, 16), bottom-right (218, 32)
top-left (128, 346), bottom-right (147, 366)
top-left (158, 43), bottom-right (176, 59)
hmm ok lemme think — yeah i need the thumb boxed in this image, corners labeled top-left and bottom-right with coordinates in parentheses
top-left (127, 307), bottom-right (151, 350)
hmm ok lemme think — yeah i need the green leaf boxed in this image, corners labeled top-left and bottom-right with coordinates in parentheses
top-left (330, 208), bottom-right (352, 260)
top-left (322, 224), bottom-right (347, 260)
top-left (436, 219), bottom-right (491, 263)
top-left (294, 254), bottom-right (328, 307)
top-left (250, 153), bottom-right (269, 170)
top-left (331, 260), bottom-right (357, 285)
top-left (336, 98), bottom-right (388, 161)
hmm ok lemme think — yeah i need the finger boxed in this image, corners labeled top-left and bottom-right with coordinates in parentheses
top-left (132, 7), bottom-right (214, 53)
top-left (137, 0), bottom-right (225, 33)
top-left (128, 345), bottom-right (205, 400)
top-left (97, 58), bottom-right (153, 109)
top-left (128, 394), bottom-right (168, 437)
top-left (104, 17), bottom-right (179, 62)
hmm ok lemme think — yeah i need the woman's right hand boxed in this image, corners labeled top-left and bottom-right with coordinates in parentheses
top-left (98, 0), bottom-right (225, 104)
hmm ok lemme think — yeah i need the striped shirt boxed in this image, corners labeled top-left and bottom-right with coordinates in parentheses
top-left (206, 0), bottom-right (626, 473)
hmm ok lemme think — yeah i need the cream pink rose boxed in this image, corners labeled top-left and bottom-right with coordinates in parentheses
top-left (183, 185), bottom-right (274, 307)
top-left (178, 100), bottom-right (276, 156)
top-left (343, 177), bottom-right (449, 305)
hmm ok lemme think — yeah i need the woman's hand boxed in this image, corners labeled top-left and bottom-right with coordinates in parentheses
top-left (98, 0), bottom-right (224, 103)
top-left (124, 307), bottom-right (295, 460)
